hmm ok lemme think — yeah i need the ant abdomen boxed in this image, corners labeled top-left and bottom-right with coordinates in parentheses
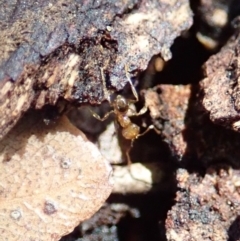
top-left (122, 123), bottom-right (140, 140)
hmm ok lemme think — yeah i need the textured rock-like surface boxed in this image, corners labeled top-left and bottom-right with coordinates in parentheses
top-left (166, 168), bottom-right (240, 241)
top-left (145, 84), bottom-right (240, 168)
top-left (0, 0), bottom-right (193, 139)
top-left (0, 111), bottom-right (113, 241)
top-left (202, 32), bottom-right (240, 132)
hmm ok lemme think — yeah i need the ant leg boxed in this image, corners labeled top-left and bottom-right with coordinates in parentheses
top-left (89, 109), bottom-right (114, 121)
top-left (137, 125), bottom-right (154, 138)
top-left (125, 65), bottom-right (139, 102)
top-left (137, 124), bottom-right (161, 138)
top-left (137, 106), bottom-right (148, 115)
top-left (128, 105), bottom-right (148, 117)
top-left (126, 139), bottom-right (134, 166)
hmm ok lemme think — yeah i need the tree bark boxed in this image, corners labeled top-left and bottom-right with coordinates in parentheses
top-left (0, 0), bottom-right (193, 139)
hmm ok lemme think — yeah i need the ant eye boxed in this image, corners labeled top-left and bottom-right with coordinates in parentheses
top-left (116, 96), bottom-right (128, 112)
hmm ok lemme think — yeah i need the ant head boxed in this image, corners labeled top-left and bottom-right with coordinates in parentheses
top-left (115, 95), bottom-right (129, 113)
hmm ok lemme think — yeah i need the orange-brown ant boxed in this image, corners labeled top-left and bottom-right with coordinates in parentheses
top-left (90, 66), bottom-right (157, 164)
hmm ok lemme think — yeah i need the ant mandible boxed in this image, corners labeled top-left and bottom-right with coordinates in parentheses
top-left (91, 66), bottom-right (156, 164)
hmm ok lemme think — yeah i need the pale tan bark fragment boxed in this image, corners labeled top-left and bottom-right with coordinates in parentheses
top-left (0, 112), bottom-right (113, 241)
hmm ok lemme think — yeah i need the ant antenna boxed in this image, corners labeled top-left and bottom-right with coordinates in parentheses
top-left (125, 65), bottom-right (139, 102)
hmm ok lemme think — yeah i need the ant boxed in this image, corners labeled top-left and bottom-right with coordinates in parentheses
top-left (90, 66), bottom-right (158, 164)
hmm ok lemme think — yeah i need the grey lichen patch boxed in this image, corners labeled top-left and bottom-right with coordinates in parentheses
top-left (43, 200), bottom-right (57, 215)
top-left (10, 209), bottom-right (22, 221)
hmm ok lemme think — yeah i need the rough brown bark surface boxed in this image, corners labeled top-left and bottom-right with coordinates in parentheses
top-left (202, 31), bottom-right (240, 132)
top-left (166, 168), bottom-right (240, 241)
top-left (149, 82), bottom-right (240, 168)
top-left (0, 0), bottom-right (193, 140)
